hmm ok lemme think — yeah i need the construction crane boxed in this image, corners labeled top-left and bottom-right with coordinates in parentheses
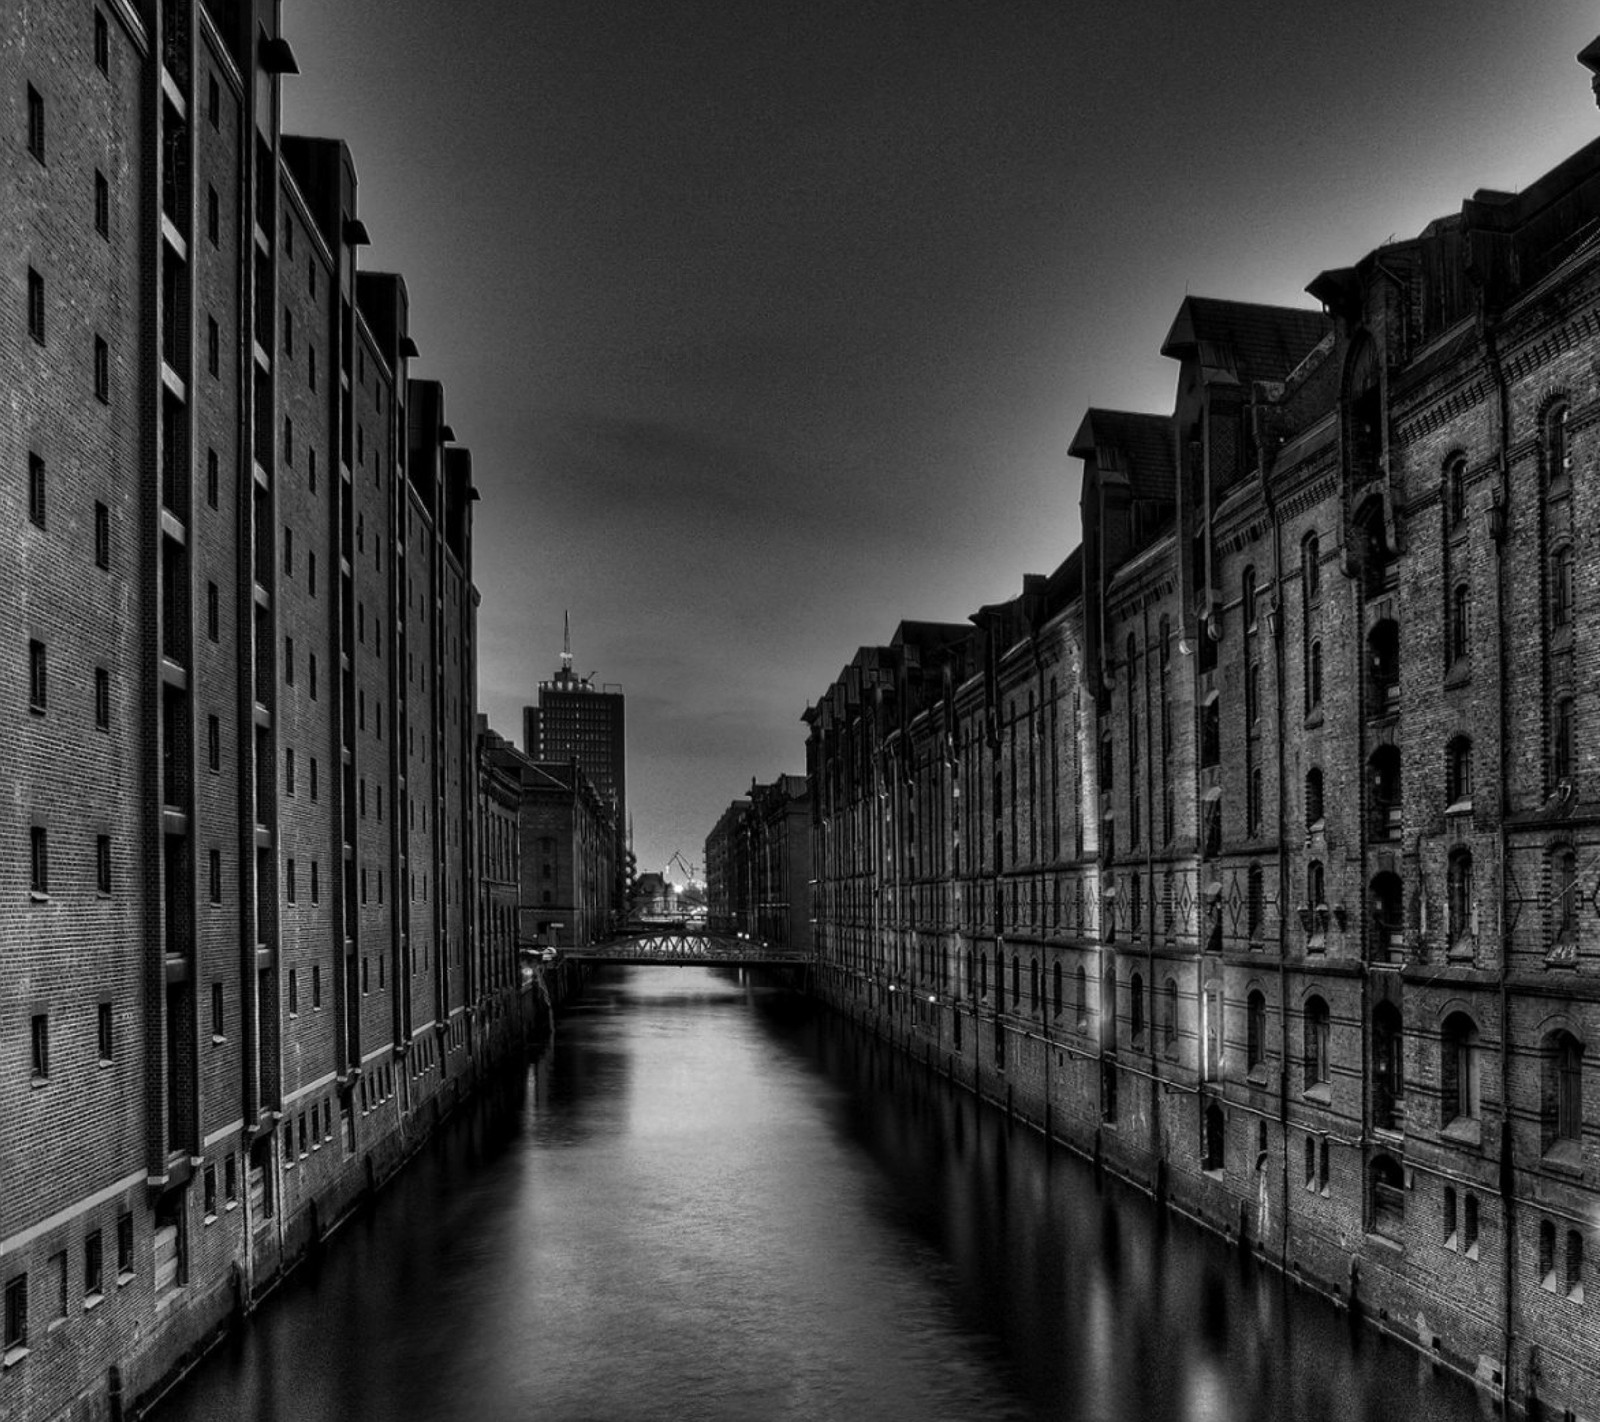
top-left (668, 850), bottom-right (699, 884)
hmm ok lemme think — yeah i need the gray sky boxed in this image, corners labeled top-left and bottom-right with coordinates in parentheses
top-left (284, 0), bottom-right (1600, 882)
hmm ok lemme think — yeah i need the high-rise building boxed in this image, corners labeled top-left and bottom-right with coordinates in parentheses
top-left (522, 617), bottom-right (626, 914)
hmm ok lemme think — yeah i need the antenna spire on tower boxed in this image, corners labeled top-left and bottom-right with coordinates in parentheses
top-left (561, 610), bottom-right (572, 675)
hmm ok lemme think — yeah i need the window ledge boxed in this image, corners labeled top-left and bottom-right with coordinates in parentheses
top-left (83, 1292), bottom-right (104, 1312)
top-left (225, 1200), bottom-right (239, 1212)
top-left (1445, 799), bottom-right (1472, 816)
top-left (30, 1076), bottom-right (48, 1090)
top-left (1441, 1117), bottom-right (1482, 1148)
top-left (203, 1212), bottom-right (217, 1226)
top-left (1247, 1065), bottom-right (1270, 1087)
top-left (1303, 1084), bottom-right (1331, 1106)
top-left (3, 1345), bottom-right (30, 1369)
top-left (29, 891), bottom-right (50, 903)
top-left (1304, 708), bottom-right (1324, 730)
top-left (1541, 1141), bottom-right (1584, 1177)
top-left (1444, 661), bottom-right (1472, 690)
top-left (116, 1271), bottom-right (133, 1288)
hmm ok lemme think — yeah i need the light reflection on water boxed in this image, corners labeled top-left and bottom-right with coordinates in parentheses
top-left (157, 967), bottom-right (1488, 1422)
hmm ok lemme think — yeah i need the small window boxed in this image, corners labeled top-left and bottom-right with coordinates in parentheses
top-left (207, 316), bottom-right (219, 376)
top-left (1554, 697), bottom-right (1576, 785)
top-left (1547, 403), bottom-right (1572, 490)
top-left (1304, 995), bottom-right (1330, 1089)
top-left (95, 169), bottom-right (109, 236)
top-left (27, 84), bottom-right (44, 163)
top-left (1307, 640), bottom-right (1322, 711)
top-left (211, 981), bottom-right (224, 1036)
top-left (208, 74), bottom-right (219, 128)
top-left (204, 1166), bottom-right (217, 1219)
top-left (5, 1272), bottom-right (28, 1355)
top-left (84, 1231), bottom-right (103, 1297)
top-left (1447, 851), bottom-right (1474, 948)
top-left (288, 968), bottom-right (298, 1015)
top-left (1305, 767), bottom-right (1324, 827)
top-left (1450, 583), bottom-right (1470, 664)
top-left (1552, 545), bottom-right (1574, 629)
top-left (28, 452), bottom-right (45, 528)
top-left (30, 1013), bottom-right (49, 1080)
top-left (30, 826), bottom-right (49, 895)
top-left (283, 307), bottom-right (293, 357)
top-left (1247, 990), bottom-right (1266, 1069)
top-left (1447, 454), bottom-right (1467, 527)
top-left (98, 1001), bottom-right (113, 1061)
top-left (94, 335), bottom-right (109, 402)
top-left (28, 267), bottom-right (45, 343)
top-left (95, 502), bottom-right (110, 568)
top-left (283, 636), bottom-right (294, 687)
top-left (1446, 737), bottom-right (1472, 808)
top-left (95, 10), bottom-right (110, 72)
top-left (207, 714), bottom-right (220, 771)
top-left (95, 667), bottom-right (110, 729)
top-left (28, 640), bottom-right (47, 711)
top-left (96, 834), bottom-right (112, 893)
top-left (206, 582), bottom-right (218, 641)
top-left (1303, 533), bottom-right (1321, 601)
top-left (208, 848), bottom-right (221, 903)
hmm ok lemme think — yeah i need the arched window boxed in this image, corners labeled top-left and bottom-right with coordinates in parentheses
top-left (1441, 1011), bottom-right (1479, 1125)
top-left (1372, 1000), bottom-right (1404, 1129)
top-left (1448, 850), bottom-right (1474, 947)
top-left (1370, 1153), bottom-right (1405, 1237)
top-left (1304, 995), bottom-right (1330, 1090)
top-left (1307, 641), bottom-right (1323, 712)
top-left (1542, 1030), bottom-right (1583, 1153)
top-left (1368, 619), bottom-right (1399, 717)
top-left (1131, 971), bottom-right (1145, 1043)
top-left (1547, 401), bottom-right (1572, 492)
top-left (1552, 544), bottom-right (1574, 629)
top-left (1303, 533), bottom-right (1321, 602)
top-left (1305, 767), bottom-right (1325, 828)
top-left (1246, 659), bottom-right (1261, 728)
top-left (1446, 453), bottom-right (1467, 528)
top-left (1307, 859), bottom-right (1326, 909)
top-left (1553, 848), bottom-right (1578, 947)
top-left (1203, 1102), bottom-right (1226, 1172)
top-left (1446, 737), bottom-right (1472, 808)
top-left (1163, 977), bottom-right (1178, 1050)
top-left (1449, 583), bottom-right (1470, 665)
top-left (1567, 1230), bottom-right (1585, 1301)
top-left (1102, 963), bottom-right (1118, 1051)
top-left (1369, 745), bottom-right (1402, 841)
top-left (1247, 990), bottom-right (1267, 1070)
top-left (1553, 697), bottom-right (1576, 785)
top-left (1540, 1218), bottom-right (1558, 1288)
top-left (1075, 965), bottom-right (1088, 1028)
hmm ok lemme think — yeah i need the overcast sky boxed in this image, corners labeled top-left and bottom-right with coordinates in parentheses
top-left (284, 1), bottom-right (1600, 882)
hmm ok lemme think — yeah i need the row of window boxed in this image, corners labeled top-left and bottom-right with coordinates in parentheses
top-left (25, 1006), bottom-right (115, 1081)
top-left (25, 829), bottom-right (115, 898)
top-left (3, 1211), bottom-right (139, 1360)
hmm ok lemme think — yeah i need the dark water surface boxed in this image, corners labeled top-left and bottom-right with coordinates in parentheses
top-left (156, 968), bottom-right (1489, 1421)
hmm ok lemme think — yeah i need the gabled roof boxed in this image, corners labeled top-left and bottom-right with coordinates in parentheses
top-left (1160, 296), bottom-right (1330, 384)
top-left (1068, 409), bottom-right (1175, 500)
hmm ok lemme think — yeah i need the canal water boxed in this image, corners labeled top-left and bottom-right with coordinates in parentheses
top-left (157, 967), bottom-right (1487, 1422)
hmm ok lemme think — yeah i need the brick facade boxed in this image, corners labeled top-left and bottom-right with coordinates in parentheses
top-left (0, 7), bottom-right (531, 1420)
top-left (807, 121), bottom-right (1600, 1422)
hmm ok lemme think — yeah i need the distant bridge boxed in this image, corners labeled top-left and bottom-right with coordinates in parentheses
top-left (561, 924), bottom-right (811, 968)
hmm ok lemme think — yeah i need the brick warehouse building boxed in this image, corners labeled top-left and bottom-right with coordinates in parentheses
top-left (703, 775), bottom-right (813, 952)
top-left (807, 73), bottom-right (1600, 1420)
top-left (0, 5), bottom-right (527, 1418)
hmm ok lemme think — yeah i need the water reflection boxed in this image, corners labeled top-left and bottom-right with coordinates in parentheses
top-left (157, 968), bottom-right (1485, 1422)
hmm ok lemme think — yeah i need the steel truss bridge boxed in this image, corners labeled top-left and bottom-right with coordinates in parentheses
top-left (562, 924), bottom-right (811, 968)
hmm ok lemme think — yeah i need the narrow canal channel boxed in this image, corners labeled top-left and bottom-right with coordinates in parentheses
top-left (156, 968), bottom-right (1485, 1422)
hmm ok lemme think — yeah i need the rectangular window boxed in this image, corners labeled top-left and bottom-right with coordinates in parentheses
top-left (309, 551), bottom-right (316, 597)
top-left (310, 757), bottom-right (318, 800)
top-left (95, 10), bottom-right (110, 72)
top-left (312, 964), bottom-right (321, 1009)
top-left (116, 1214), bottom-right (132, 1278)
top-left (211, 981), bottom-right (224, 1037)
top-left (286, 859), bottom-right (296, 903)
top-left (310, 860), bottom-right (319, 902)
top-left (95, 169), bottom-right (109, 236)
top-left (288, 968), bottom-right (298, 1015)
top-left (28, 267), bottom-right (44, 343)
top-left (94, 335), bottom-right (108, 401)
top-left (28, 452), bottom-right (45, 528)
top-left (309, 653), bottom-right (317, 700)
top-left (27, 84), bottom-right (44, 162)
top-left (208, 848), bottom-right (221, 903)
top-left (225, 1153), bottom-right (237, 1203)
top-left (206, 448), bottom-right (219, 508)
top-left (208, 184), bottom-right (218, 245)
top-left (204, 1166), bottom-right (217, 1219)
top-left (95, 501), bottom-right (110, 568)
top-left (29, 640), bottom-right (46, 710)
top-left (207, 713), bottom-right (220, 771)
top-left (4, 1272), bottom-right (26, 1354)
top-left (84, 1230), bottom-right (102, 1296)
top-left (51, 1252), bottom-right (67, 1321)
top-left (283, 526), bottom-right (293, 575)
top-left (96, 834), bottom-right (111, 893)
top-left (207, 582), bottom-right (218, 641)
top-left (30, 826), bottom-right (48, 894)
top-left (95, 667), bottom-right (110, 729)
top-left (97, 1002), bottom-right (113, 1062)
top-left (30, 1014), bottom-right (48, 1080)
top-left (283, 307), bottom-right (293, 356)
top-left (283, 415), bottom-right (293, 465)
top-left (208, 74), bottom-right (218, 128)
top-left (207, 316), bottom-right (218, 376)
top-left (284, 636), bottom-right (294, 686)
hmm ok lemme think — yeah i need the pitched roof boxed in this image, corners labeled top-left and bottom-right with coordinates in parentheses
top-left (1160, 296), bottom-right (1330, 384)
top-left (1069, 409), bottom-right (1175, 500)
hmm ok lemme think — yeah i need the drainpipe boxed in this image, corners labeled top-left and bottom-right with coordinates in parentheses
top-left (1483, 315), bottom-right (1517, 1415)
top-left (1255, 383), bottom-right (1293, 1269)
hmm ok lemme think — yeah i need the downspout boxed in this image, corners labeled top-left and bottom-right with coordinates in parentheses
top-left (1483, 315), bottom-right (1517, 1415)
top-left (1255, 383), bottom-right (1293, 1269)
